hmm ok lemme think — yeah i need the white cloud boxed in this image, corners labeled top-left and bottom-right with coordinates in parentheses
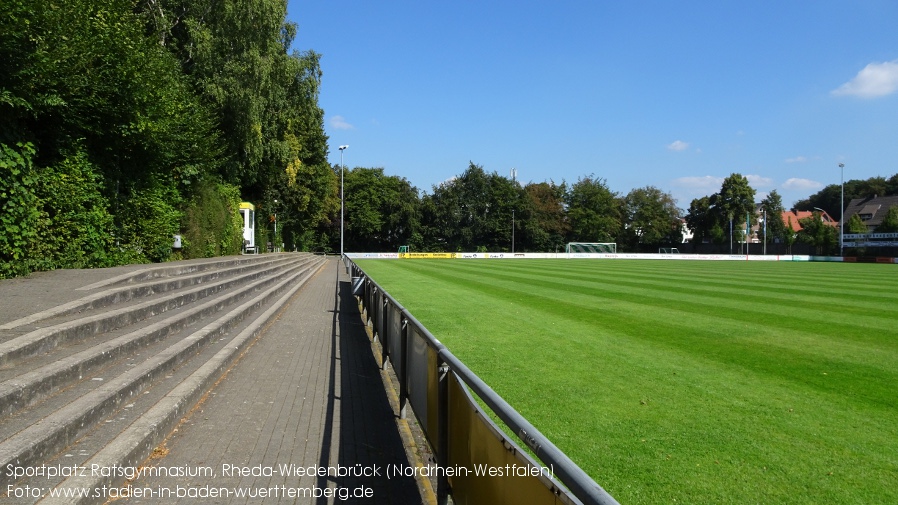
top-left (329, 115), bottom-right (355, 130)
top-left (746, 174), bottom-right (774, 188)
top-left (667, 140), bottom-right (690, 151)
top-left (831, 60), bottom-right (898, 98)
top-left (672, 175), bottom-right (724, 191)
top-left (782, 178), bottom-right (824, 191)
top-left (785, 156), bottom-right (807, 163)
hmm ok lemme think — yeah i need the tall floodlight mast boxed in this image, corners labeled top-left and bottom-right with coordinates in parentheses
top-left (339, 145), bottom-right (348, 257)
top-left (839, 163), bottom-right (845, 257)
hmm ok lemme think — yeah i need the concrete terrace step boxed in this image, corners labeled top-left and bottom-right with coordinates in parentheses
top-left (0, 258), bottom-right (320, 417)
top-left (0, 254), bottom-right (328, 503)
top-left (0, 254), bottom-right (316, 364)
top-left (0, 255), bottom-right (298, 331)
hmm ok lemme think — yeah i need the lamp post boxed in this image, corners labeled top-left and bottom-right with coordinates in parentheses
top-left (763, 209), bottom-right (767, 256)
top-left (339, 145), bottom-right (348, 258)
top-left (273, 198), bottom-right (278, 252)
top-left (839, 163), bottom-right (845, 257)
top-left (512, 209), bottom-right (515, 253)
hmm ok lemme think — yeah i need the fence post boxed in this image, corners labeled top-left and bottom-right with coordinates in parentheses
top-left (399, 318), bottom-right (409, 419)
top-left (437, 359), bottom-right (450, 505)
top-left (380, 298), bottom-right (389, 368)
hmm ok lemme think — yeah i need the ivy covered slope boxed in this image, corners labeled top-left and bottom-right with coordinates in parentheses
top-left (0, 0), bottom-right (332, 278)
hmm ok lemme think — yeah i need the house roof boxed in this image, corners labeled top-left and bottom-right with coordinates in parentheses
top-left (843, 195), bottom-right (898, 229)
top-left (781, 209), bottom-right (838, 232)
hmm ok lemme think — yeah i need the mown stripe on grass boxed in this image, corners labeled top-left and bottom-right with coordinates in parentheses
top-left (371, 260), bottom-right (896, 408)
top-left (356, 259), bottom-right (898, 505)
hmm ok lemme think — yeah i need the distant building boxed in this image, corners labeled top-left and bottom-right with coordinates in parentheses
top-left (781, 209), bottom-right (838, 232)
top-left (680, 218), bottom-right (693, 243)
top-left (842, 195), bottom-right (898, 232)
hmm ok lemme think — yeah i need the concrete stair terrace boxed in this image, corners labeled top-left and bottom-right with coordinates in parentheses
top-left (0, 253), bottom-right (327, 504)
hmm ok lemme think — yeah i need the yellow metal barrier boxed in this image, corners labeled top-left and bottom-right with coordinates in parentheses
top-left (447, 373), bottom-right (569, 505)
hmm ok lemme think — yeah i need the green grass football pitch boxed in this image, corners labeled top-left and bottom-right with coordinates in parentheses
top-left (355, 258), bottom-right (898, 505)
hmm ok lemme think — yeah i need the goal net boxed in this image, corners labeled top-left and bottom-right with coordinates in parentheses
top-left (565, 242), bottom-right (617, 254)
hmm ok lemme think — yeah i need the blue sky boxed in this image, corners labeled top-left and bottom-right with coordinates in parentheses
top-left (287, 1), bottom-right (898, 208)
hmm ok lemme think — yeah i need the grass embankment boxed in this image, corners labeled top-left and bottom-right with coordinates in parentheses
top-left (356, 259), bottom-right (898, 505)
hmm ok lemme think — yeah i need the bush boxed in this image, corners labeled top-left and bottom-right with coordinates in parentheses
top-left (0, 142), bottom-right (40, 278)
top-left (116, 181), bottom-right (182, 263)
top-left (30, 146), bottom-right (116, 270)
top-left (181, 179), bottom-right (243, 258)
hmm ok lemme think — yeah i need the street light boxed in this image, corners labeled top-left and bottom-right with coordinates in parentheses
top-left (512, 209), bottom-right (515, 253)
top-left (339, 145), bottom-right (348, 258)
top-left (839, 163), bottom-right (845, 257)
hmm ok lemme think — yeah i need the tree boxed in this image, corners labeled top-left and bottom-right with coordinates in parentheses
top-left (716, 173), bottom-right (756, 226)
top-left (425, 163), bottom-right (519, 251)
top-left (876, 205), bottom-right (898, 233)
top-left (759, 190), bottom-right (786, 244)
top-left (521, 181), bottom-right (568, 252)
top-left (798, 212), bottom-right (838, 255)
top-left (685, 195), bottom-right (717, 244)
top-left (715, 173), bottom-right (756, 251)
top-left (140, 0), bottom-right (331, 246)
top-left (847, 213), bottom-right (868, 234)
top-left (622, 186), bottom-right (681, 251)
top-left (343, 168), bottom-right (420, 252)
top-left (887, 174), bottom-right (898, 196)
top-left (565, 175), bottom-right (621, 243)
top-left (784, 216), bottom-right (798, 254)
top-left (794, 174), bottom-right (898, 221)
top-left (1, 0), bottom-right (224, 268)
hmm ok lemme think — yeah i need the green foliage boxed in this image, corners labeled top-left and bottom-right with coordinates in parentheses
top-left (425, 163), bottom-right (521, 252)
top-left (784, 216), bottom-right (798, 253)
top-left (716, 173), bottom-right (756, 226)
top-left (280, 161), bottom-right (338, 252)
top-left (1, 142), bottom-right (116, 277)
top-left (794, 174), bottom-right (898, 220)
top-left (847, 213), bottom-right (868, 234)
top-left (343, 167), bottom-right (420, 252)
top-left (685, 195), bottom-right (716, 244)
top-left (622, 186), bottom-right (681, 250)
top-left (0, 142), bottom-right (40, 278)
top-left (521, 181), bottom-right (568, 252)
top-left (759, 189), bottom-right (787, 244)
top-left (798, 212), bottom-right (839, 255)
top-left (685, 174), bottom-right (755, 250)
top-left (565, 175), bottom-right (621, 243)
top-left (1, 0), bottom-right (332, 274)
top-left (875, 205), bottom-right (898, 233)
top-left (182, 179), bottom-right (243, 258)
top-left (30, 146), bottom-right (115, 270)
top-left (116, 182), bottom-right (182, 263)
top-left (144, 0), bottom-right (328, 197)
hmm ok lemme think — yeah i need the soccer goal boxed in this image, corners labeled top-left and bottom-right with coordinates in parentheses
top-left (565, 242), bottom-right (617, 254)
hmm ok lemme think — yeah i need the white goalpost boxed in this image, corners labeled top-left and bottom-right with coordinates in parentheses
top-left (565, 242), bottom-right (617, 254)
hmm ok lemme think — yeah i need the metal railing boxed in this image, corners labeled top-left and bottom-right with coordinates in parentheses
top-left (346, 258), bottom-right (620, 505)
